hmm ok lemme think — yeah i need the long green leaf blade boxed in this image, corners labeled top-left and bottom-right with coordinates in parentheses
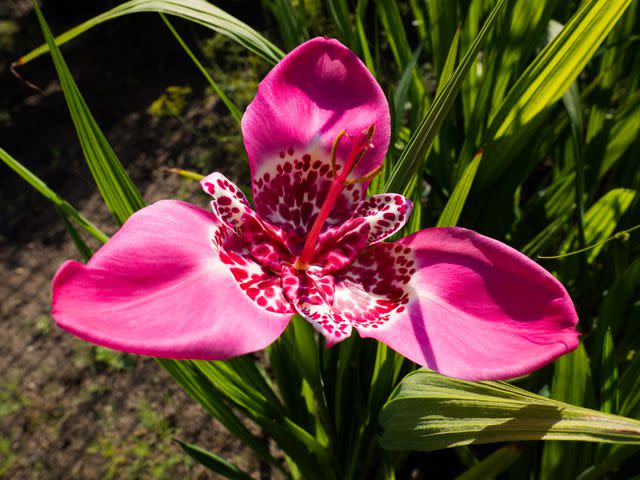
top-left (385, 0), bottom-right (505, 195)
top-left (479, 0), bottom-right (633, 188)
top-left (19, 0), bottom-right (283, 67)
top-left (175, 440), bottom-right (254, 480)
top-left (0, 146), bottom-right (108, 244)
top-left (33, 1), bottom-right (145, 224)
top-left (379, 370), bottom-right (640, 452)
top-left (436, 150), bottom-right (482, 227)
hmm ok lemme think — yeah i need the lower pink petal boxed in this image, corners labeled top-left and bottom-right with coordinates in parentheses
top-left (351, 227), bottom-right (579, 380)
top-left (281, 265), bottom-right (352, 346)
top-left (52, 200), bottom-right (292, 359)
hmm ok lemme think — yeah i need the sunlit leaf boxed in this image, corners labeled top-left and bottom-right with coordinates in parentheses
top-left (379, 370), bottom-right (640, 451)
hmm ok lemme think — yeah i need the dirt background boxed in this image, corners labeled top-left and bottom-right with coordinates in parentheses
top-left (0, 1), bottom-right (266, 478)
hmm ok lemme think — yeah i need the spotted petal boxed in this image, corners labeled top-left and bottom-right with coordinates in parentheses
top-left (352, 193), bottom-right (413, 243)
top-left (342, 228), bottom-right (579, 380)
top-left (202, 172), bottom-right (294, 270)
top-left (52, 200), bottom-right (293, 359)
top-left (281, 265), bottom-right (352, 346)
top-left (242, 37), bottom-right (390, 236)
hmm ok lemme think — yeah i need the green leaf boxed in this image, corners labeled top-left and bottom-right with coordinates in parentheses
top-left (0, 146), bottom-right (108, 244)
top-left (392, 40), bottom-right (425, 139)
top-left (620, 350), bottom-right (640, 419)
top-left (33, 1), bottom-right (145, 224)
top-left (175, 440), bottom-right (254, 480)
top-left (376, 0), bottom-right (423, 98)
top-left (286, 315), bottom-right (322, 390)
top-left (541, 343), bottom-right (595, 479)
top-left (378, 369), bottom-right (640, 452)
top-left (264, 0), bottom-right (308, 51)
top-left (56, 206), bottom-right (93, 262)
top-left (598, 256), bottom-right (640, 337)
top-left (454, 444), bottom-right (522, 480)
top-left (425, 0), bottom-right (458, 76)
top-left (600, 328), bottom-right (619, 415)
top-left (561, 188), bottom-right (636, 263)
top-left (479, 0), bottom-right (633, 188)
top-left (160, 13), bottom-right (242, 123)
top-left (19, 0), bottom-right (284, 67)
top-left (436, 150), bottom-right (482, 227)
top-left (326, 0), bottom-right (353, 47)
top-left (355, 0), bottom-right (375, 74)
top-left (385, 0), bottom-right (506, 195)
top-left (157, 359), bottom-right (280, 470)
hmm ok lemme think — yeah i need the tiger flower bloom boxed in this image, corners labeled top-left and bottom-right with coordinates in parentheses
top-left (52, 38), bottom-right (578, 380)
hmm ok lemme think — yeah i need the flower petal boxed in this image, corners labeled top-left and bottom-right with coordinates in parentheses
top-left (202, 172), bottom-right (294, 270)
top-left (242, 37), bottom-right (390, 236)
top-left (314, 217), bottom-right (370, 273)
top-left (281, 265), bottom-right (352, 346)
top-left (52, 200), bottom-right (293, 360)
top-left (351, 228), bottom-right (579, 380)
top-left (352, 193), bottom-right (413, 243)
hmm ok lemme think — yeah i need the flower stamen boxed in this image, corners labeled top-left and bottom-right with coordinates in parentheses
top-left (294, 125), bottom-right (378, 270)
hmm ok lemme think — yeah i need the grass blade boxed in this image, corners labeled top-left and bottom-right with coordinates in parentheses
top-left (479, 0), bottom-right (633, 188)
top-left (436, 149), bottom-right (482, 227)
top-left (160, 13), bottom-right (242, 123)
top-left (175, 440), bottom-right (254, 480)
top-left (455, 444), bottom-right (522, 480)
top-left (0, 146), bottom-right (108, 244)
top-left (33, 1), bottom-right (145, 224)
top-left (17, 0), bottom-right (284, 68)
top-left (384, 0), bottom-right (506, 195)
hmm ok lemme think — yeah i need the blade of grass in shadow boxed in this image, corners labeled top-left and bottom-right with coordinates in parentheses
top-left (17, 0), bottom-right (284, 68)
top-left (0, 146), bottom-right (108, 244)
top-left (326, 0), bottom-right (353, 47)
top-left (377, 0), bottom-right (424, 99)
top-left (57, 206), bottom-right (93, 262)
top-left (355, 0), bottom-right (375, 74)
top-left (33, 1), bottom-right (145, 225)
top-left (392, 40), bottom-right (426, 140)
top-left (160, 13), bottom-right (242, 123)
top-left (158, 359), bottom-right (287, 475)
top-left (264, 0), bottom-right (308, 51)
top-left (384, 0), bottom-right (506, 195)
top-left (455, 445), bottom-right (522, 480)
top-left (175, 440), bottom-right (254, 480)
top-left (436, 150), bottom-right (482, 227)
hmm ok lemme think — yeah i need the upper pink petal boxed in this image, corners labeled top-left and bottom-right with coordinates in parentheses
top-left (350, 228), bottom-right (579, 380)
top-left (52, 200), bottom-right (292, 360)
top-left (242, 37), bottom-right (390, 236)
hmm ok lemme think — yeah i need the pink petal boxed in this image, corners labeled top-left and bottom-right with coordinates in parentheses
top-left (242, 37), bottom-right (390, 236)
top-left (281, 265), bottom-right (352, 346)
top-left (52, 200), bottom-right (293, 359)
top-left (202, 172), bottom-right (294, 270)
top-left (344, 228), bottom-right (579, 380)
top-left (352, 193), bottom-right (413, 243)
top-left (314, 217), bottom-right (370, 273)
top-left (201, 172), bottom-right (253, 231)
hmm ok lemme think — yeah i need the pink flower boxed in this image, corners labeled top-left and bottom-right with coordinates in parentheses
top-left (52, 38), bottom-right (578, 380)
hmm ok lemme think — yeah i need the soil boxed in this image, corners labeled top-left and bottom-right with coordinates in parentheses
top-left (0, 2), bottom-right (263, 478)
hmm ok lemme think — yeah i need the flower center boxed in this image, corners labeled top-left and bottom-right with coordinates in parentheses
top-left (294, 125), bottom-right (380, 270)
